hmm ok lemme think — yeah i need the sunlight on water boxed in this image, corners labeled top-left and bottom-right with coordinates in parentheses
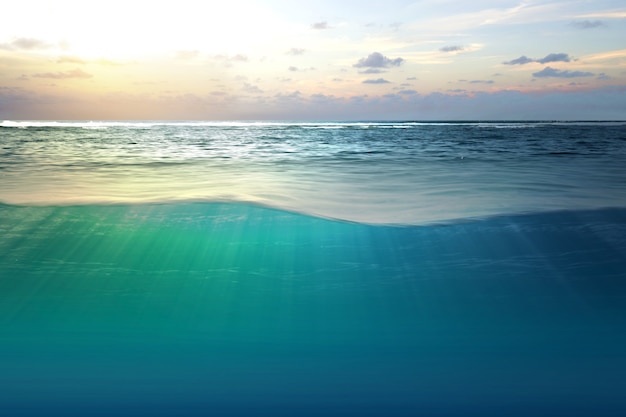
top-left (1, 202), bottom-right (625, 416)
top-left (1, 121), bottom-right (625, 223)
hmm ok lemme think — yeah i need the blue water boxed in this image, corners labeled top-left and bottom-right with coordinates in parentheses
top-left (1, 121), bottom-right (626, 416)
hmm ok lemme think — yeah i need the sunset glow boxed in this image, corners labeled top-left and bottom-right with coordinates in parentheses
top-left (1, 0), bottom-right (625, 120)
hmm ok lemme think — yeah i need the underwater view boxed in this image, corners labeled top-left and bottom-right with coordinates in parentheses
top-left (1, 121), bottom-right (626, 416)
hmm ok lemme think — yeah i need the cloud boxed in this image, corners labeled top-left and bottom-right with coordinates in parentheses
top-left (398, 89), bottom-right (417, 95)
top-left (359, 68), bottom-right (385, 74)
top-left (288, 66), bottom-right (315, 72)
top-left (213, 54), bottom-right (249, 65)
top-left (0, 37), bottom-right (50, 51)
top-left (362, 78), bottom-right (391, 84)
top-left (274, 91), bottom-right (302, 103)
top-left (532, 66), bottom-right (595, 78)
top-left (311, 21), bottom-right (329, 30)
top-left (354, 52), bottom-right (404, 69)
top-left (242, 82), bottom-right (263, 94)
top-left (57, 56), bottom-right (87, 64)
top-left (458, 79), bottom-right (494, 84)
top-left (504, 55), bottom-right (535, 65)
top-left (504, 53), bottom-right (571, 65)
top-left (55, 56), bottom-right (123, 66)
top-left (229, 54), bottom-right (248, 62)
top-left (176, 50), bottom-right (200, 60)
top-left (536, 53), bottom-right (571, 64)
top-left (286, 48), bottom-right (306, 56)
top-left (440, 45), bottom-right (464, 53)
top-left (5, 84), bottom-right (626, 121)
top-left (32, 68), bottom-right (93, 79)
top-left (570, 20), bottom-right (607, 29)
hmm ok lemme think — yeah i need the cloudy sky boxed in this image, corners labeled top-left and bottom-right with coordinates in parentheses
top-left (1, 0), bottom-right (625, 120)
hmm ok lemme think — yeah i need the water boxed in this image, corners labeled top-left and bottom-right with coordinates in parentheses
top-left (1, 121), bottom-right (626, 416)
top-left (2, 120), bottom-right (626, 223)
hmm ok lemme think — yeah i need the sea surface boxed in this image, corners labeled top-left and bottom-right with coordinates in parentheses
top-left (1, 120), bottom-right (626, 416)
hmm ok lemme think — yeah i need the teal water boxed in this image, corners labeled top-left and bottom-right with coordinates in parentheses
top-left (1, 202), bottom-right (625, 416)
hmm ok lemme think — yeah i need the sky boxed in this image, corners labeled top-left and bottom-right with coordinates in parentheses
top-left (1, 0), bottom-right (625, 120)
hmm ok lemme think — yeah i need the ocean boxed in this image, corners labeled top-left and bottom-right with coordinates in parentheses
top-left (1, 120), bottom-right (625, 416)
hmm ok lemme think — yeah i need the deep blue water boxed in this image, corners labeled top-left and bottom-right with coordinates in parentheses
top-left (1, 121), bottom-right (626, 416)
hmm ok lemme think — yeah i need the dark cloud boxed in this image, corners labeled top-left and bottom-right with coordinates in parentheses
top-left (504, 53), bottom-right (571, 65)
top-left (0, 37), bottom-right (50, 51)
top-left (597, 73), bottom-right (611, 80)
top-left (406, 77), bottom-right (417, 80)
top-left (570, 20), bottom-right (607, 29)
top-left (532, 66), bottom-right (594, 78)
top-left (469, 80), bottom-right (494, 84)
top-left (286, 48), bottom-right (306, 56)
top-left (536, 53), bottom-right (571, 64)
top-left (398, 89), bottom-right (417, 95)
top-left (288, 66), bottom-right (299, 72)
top-left (311, 21), bottom-right (329, 30)
top-left (503, 55), bottom-right (535, 65)
top-left (33, 68), bottom-right (93, 79)
top-left (362, 78), bottom-right (391, 84)
top-left (440, 45), bottom-right (464, 53)
top-left (354, 52), bottom-right (404, 69)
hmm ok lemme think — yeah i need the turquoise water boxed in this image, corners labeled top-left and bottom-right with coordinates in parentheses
top-left (2, 203), bottom-right (625, 416)
top-left (1, 121), bottom-right (626, 415)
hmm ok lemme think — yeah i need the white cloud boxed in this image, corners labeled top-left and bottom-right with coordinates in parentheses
top-left (0, 37), bottom-right (51, 51)
top-left (32, 68), bottom-right (92, 79)
top-left (286, 48), bottom-right (306, 55)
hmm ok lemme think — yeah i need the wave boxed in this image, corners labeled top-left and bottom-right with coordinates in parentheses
top-left (4, 120), bottom-right (626, 129)
top-left (2, 199), bottom-right (626, 228)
